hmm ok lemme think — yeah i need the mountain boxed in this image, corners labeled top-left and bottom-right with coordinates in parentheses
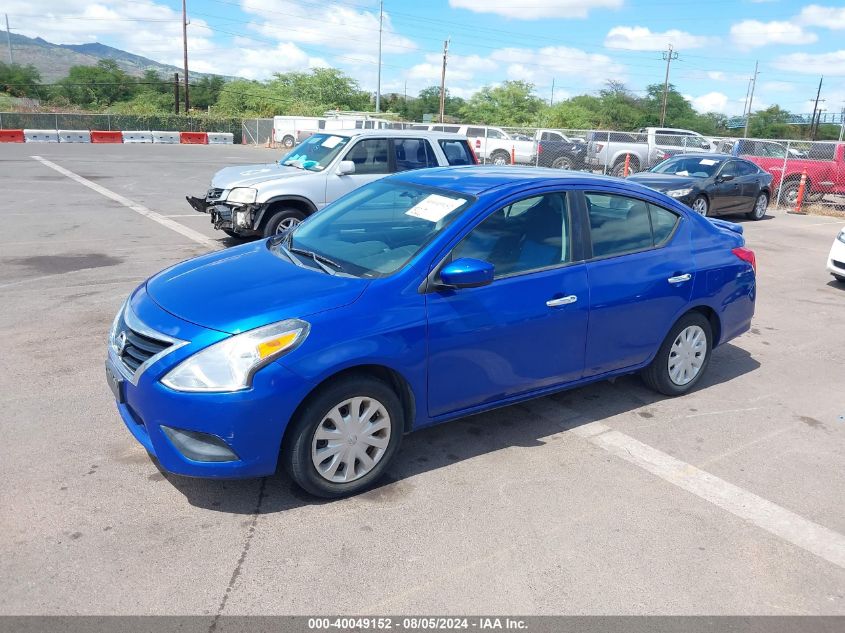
top-left (4, 32), bottom-right (227, 82)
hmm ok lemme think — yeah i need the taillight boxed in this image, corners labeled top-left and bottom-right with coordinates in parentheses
top-left (538, 142), bottom-right (543, 154)
top-left (732, 246), bottom-right (756, 273)
top-left (467, 141), bottom-right (479, 165)
top-left (596, 143), bottom-right (604, 151)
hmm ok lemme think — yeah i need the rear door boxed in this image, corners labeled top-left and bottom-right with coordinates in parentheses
top-left (713, 160), bottom-right (743, 212)
top-left (581, 190), bottom-right (694, 375)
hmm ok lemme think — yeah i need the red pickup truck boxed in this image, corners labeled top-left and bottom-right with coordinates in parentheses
top-left (734, 140), bottom-right (845, 206)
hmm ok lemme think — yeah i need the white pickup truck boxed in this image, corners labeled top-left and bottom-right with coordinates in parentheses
top-left (586, 127), bottom-right (715, 176)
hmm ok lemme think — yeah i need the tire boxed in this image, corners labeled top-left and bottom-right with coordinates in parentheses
top-left (642, 312), bottom-right (713, 396)
top-left (746, 192), bottom-right (768, 220)
top-left (691, 195), bottom-right (709, 217)
top-left (283, 375), bottom-right (404, 498)
top-left (281, 135), bottom-right (295, 149)
top-left (611, 158), bottom-right (639, 177)
top-left (779, 180), bottom-right (804, 207)
top-left (551, 156), bottom-right (573, 170)
top-left (490, 150), bottom-right (511, 166)
top-left (262, 207), bottom-right (306, 237)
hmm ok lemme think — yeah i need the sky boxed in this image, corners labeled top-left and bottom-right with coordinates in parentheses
top-left (5, 0), bottom-right (845, 117)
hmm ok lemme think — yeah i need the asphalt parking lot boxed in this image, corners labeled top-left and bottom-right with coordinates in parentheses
top-left (1, 143), bottom-right (844, 616)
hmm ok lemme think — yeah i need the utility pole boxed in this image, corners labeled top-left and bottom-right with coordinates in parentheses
top-left (659, 45), bottom-right (678, 126)
top-left (838, 106), bottom-right (844, 142)
top-left (375, 0), bottom-right (383, 113)
top-left (5, 14), bottom-right (13, 65)
top-left (174, 73), bottom-right (180, 114)
top-left (809, 76), bottom-right (824, 141)
top-left (742, 77), bottom-right (752, 119)
top-left (550, 78), bottom-right (555, 107)
top-left (438, 38), bottom-right (449, 123)
top-left (742, 61), bottom-right (759, 139)
top-left (182, 0), bottom-right (190, 112)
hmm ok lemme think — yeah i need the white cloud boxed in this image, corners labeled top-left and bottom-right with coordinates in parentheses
top-left (408, 53), bottom-right (498, 83)
top-left (772, 50), bottom-right (845, 75)
top-left (604, 26), bottom-right (715, 50)
top-left (798, 4), bottom-right (845, 29)
top-left (449, 0), bottom-right (623, 20)
top-left (491, 46), bottom-right (626, 85)
top-left (729, 20), bottom-right (818, 49)
top-left (760, 81), bottom-right (795, 93)
top-left (241, 0), bottom-right (416, 56)
top-left (688, 92), bottom-right (729, 114)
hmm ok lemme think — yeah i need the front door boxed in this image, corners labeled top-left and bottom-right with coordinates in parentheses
top-left (324, 137), bottom-right (392, 207)
top-left (426, 192), bottom-right (589, 418)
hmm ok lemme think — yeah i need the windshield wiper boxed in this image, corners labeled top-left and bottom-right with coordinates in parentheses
top-left (289, 246), bottom-right (343, 275)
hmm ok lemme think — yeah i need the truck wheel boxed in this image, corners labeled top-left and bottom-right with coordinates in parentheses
top-left (779, 180), bottom-right (807, 207)
top-left (490, 150), bottom-right (511, 166)
top-left (611, 158), bottom-right (639, 177)
top-left (262, 208), bottom-right (306, 237)
top-left (282, 135), bottom-right (295, 149)
top-left (551, 156), bottom-right (573, 170)
top-left (282, 375), bottom-right (404, 498)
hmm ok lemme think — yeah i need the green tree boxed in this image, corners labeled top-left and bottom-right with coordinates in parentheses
top-left (268, 68), bottom-right (371, 112)
top-left (399, 86), bottom-right (463, 121)
top-left (57, 60), bottom-right (137, 107)
top-left (459, 80), bottom-right (544, 126)
top-left (0, 62), bottom-right (43, 98)
top-left (215, 79), bottom-right (280, 117)
top-left (191, 75), bottom-right (226, 110)
top-left (747, 105), bottom-right (799, 140)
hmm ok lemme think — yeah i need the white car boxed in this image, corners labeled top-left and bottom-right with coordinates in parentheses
top-left (827, 226), bottom-right (845, 283)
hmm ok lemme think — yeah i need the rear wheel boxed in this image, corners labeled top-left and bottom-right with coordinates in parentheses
top-left (283, 376), bottom-right (404, 498)
top-left (551, 156), bottom-right (573, 170)
top-left (490, 150), bottom-right (511, 166)
top-left (746, 192), bottom-right (768, 220)
top-left (642, 312), bottom-right (713, 396)
top-left (281, 135), bottom-right (295, 149)
top-left (611, 157), bottom-right (639, 177)
top-left (262, 207), bottom-right (306, 237)
top-left (779, 180), bottom-right (805, 207)
top-left (691, 195), bottom-right (709, 216)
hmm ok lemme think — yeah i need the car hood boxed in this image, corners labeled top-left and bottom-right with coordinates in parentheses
top-left (145, 241), bottom-right (367, 334)
top-left (211, 163), bottom-right (311, 189)
top-left (627, 173), bottom-right (700, 191)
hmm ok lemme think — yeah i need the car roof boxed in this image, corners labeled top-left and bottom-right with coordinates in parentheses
top-left (391, 166), bottom-right (633, 196)
top-left (340, 129), bottom-right (466, 140)
top-left (666, 153), bottom-right (734, 160)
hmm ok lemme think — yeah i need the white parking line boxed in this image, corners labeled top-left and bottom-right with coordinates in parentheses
top-left (31, 156), bottom-right (217, 249)
top-left (527, 400), bottom-right (845, 570)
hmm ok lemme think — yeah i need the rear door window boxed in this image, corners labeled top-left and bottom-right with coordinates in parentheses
top-left (438, 139), bottom-right (475, 166)
top-left (585, 193), bottom-right (679, 258)
top-left (393, 138), bottom-right (438, 172)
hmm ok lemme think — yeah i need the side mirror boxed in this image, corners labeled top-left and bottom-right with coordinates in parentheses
top-left (439, 258), bottom-right (494, 289)
top-left (337, 160), bottom-right (356, 175)
top-left (718, 173), bottom-right (735, 182)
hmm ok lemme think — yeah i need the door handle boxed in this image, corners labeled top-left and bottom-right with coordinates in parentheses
top-left (546, 295), bottom-right (577, 307)
top-left (667, 273), bottom-right (692, 284)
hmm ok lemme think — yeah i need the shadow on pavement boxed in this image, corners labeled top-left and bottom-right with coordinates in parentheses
top-left (159, 343), bottom-right (760, 514)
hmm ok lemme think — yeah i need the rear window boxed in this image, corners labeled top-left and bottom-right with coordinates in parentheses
top-left (439, 139), bottom-right (476, 166)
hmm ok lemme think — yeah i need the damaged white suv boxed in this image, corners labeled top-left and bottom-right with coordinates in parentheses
top-left (186, 130), bottom-right (477, 238)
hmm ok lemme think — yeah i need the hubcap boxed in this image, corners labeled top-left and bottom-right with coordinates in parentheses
top-left (668, 325), bottom-right (707, 386)
top-left (492, 155), bottom-right (507, 165)
top-left (311, 396), bottom-right (391, 483)
top-left (692, 198), bottom-right (707, 215)
top-left (275, 217), bottom-right (301, 234)
top-left (785, 188), bottom-right (798, 205)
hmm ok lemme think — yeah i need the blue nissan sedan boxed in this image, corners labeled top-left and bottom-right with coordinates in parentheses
top-left (106, 167), bottom-right (756, 498)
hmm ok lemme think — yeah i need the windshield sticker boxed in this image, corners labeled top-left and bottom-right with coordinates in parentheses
top-left (675, 170), bottom-right (690, 176)
top-left (699, 159), bottom-right (717, 166)
top-left (405, 194), bottom-right (466, 222)
top-left (321, 135), bottom-right (344, 148)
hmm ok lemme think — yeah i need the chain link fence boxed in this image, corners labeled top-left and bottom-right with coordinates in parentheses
top-left (0, 112), bottom-right (244, 143)
top-left (241, 118), bottom-right (274, 146)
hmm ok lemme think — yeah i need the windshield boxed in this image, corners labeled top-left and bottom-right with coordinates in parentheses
top-left (280, 133), bottom-right (351, 171)
top-left (280, 180), bottom-right (473, 278)
top-left (650, 156), bottom-right (724, 178)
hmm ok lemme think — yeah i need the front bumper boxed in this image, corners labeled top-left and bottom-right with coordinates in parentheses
top-left (186, 194), bottom-right (259, 235)
top-left (106, 288), bottom-right (314, 478)
top-left (827, 236), bottom-right (845, 278)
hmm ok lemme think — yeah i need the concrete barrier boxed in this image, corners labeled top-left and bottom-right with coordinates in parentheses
top-left (152, 131), bottom-right (180, 144)
top-left (90, 130), bottom-right (123, 143)
top-left (122, 130), bottom-right (153, 143)
top-left (24, 129), bottom-right (60, 143)
top-left (0, 129), bottom-right (25, 143)
top-left (180, 131), bottom-right (208, 145)
top-left (58, 130), bottom-right (91, 143)
top-left (207, 132), bottom-right (234, 145)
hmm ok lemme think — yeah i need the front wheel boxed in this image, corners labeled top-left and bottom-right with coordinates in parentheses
top-left (642, 312), bottom-right (713, 396)
top-left (283, 376), bottom-right (404, 498)
top-left (691, 195), bottom-right (709, 216)
top-left (746, 192), bottom-right (768, 220)
top-left (281, 135), bottom-right (295, 149)
top-left (551, 156), bottom-right (573, 170)
top-left (262, 207), bottom-right (306, 237)
top-left (611, 159), bottom-right (639, 177)
top-left (490, 150), bottom-right (511, 166)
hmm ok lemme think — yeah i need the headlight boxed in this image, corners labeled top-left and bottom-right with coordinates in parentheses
top-left (109, 299), bottom-right (128, 350)
top-left (162, 319), bottom-right (309, 392)
top-left (837, 229), bottom-right (845, 244)
top-left (226, 188), bottom-right (257, 204)
top-left (667, 188), bottom-right (693, 198)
